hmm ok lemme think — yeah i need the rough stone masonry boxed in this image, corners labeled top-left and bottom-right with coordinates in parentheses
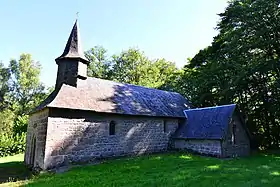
top-left (26, 108), bottom-right (179, 170)
top-left (24, 20), bottom-right (250, 171)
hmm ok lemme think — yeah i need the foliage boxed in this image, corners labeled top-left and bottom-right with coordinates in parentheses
top-left (85, 46), bottom-right (111, 79)
top-left (2, 153), bottom-right (280, 186)
top-left (0, 109), bottom-right (15, 134)
top-left (0, 62), bottom-right (11, 111)
top-left (9, 54), bottom-right (48, 116)
top-left (86, 47), bottom-right (180, 90)
top-left (0, 133), bottom-right (26, 157)
top-left (180, 0), bottom-right (280, 149)
top-left (110, 48), bottom-right (151, 85)
top-left (0, 54), bottom-right (51, 157)
top-left (2, 0), bottom-right (280, 157)
top-left (12, 115), bottom-right (29, 135)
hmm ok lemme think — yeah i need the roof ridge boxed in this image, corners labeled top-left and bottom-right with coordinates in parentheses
top-left (87, 77), bottom-right (182, 95)
top-left (183, 104), bottom-right (236, 112)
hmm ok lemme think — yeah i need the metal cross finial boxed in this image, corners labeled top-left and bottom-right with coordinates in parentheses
top-left (76, 12), bottom-right (79, 20)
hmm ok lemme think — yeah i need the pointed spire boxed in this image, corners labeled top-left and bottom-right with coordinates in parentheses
top-left (55, 20), bottom-right (89, 64)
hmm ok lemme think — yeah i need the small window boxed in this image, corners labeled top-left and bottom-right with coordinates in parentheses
top-left (231, 122), bottom-right (236, 145)
top-left (163, 120), bottom-right (167, 133)
top-left (109, 121), bottom-right (116, 135)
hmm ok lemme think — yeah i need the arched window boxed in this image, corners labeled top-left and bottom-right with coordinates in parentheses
top-left (109, 121), bottom-right (116, 135)
top-left (232, 122), bottom-right (236, 145)
top-left (163, 120), bottom-right (167, 133)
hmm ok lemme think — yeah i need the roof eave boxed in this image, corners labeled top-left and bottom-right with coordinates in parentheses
top-left (55, 56), bottom-right (89, 65)
top-left (45, 106), bottom-right (186, 119)
top-left (172, 136), bottom-right (223, 141)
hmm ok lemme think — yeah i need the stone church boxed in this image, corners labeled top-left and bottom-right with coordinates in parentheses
top-left (24, 20), bottom-right (250, 170)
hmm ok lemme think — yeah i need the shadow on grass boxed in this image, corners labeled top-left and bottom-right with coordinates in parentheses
top-left (23, 152), bottom-right (280, 187)
top-left (0, 161), bottom-right (32, 184)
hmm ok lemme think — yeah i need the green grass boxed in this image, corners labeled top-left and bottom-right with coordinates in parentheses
top-left (0, 154), bottom-right (24, 163)
top-left (1, 152), bottom-right (280, 187)
top-left (0, 154), bottom-right (32, 187)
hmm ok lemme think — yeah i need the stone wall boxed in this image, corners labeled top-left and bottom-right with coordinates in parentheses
top-left (43, 108), bottom-right (179, 169)
top-left (24, 109), bottom-right (49, 169)
top-left (173, 139), bottom-right (222, 156)
top-left (221, 115), bottom-right (250, 157)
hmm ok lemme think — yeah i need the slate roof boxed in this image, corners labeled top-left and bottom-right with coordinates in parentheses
top-left (34, 77), bottom-right (192, 118)
top-left (55, 20), bottom-right (89, 64)
top-left (174, 104), bottom-right (236, 140)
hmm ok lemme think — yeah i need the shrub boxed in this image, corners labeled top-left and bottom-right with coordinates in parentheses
top-left (13, 115), bottom-right (29, 135)
top-left (0, 132), bottom-right (26, 157)
top-left (0, 109), bottom-right (15, 134)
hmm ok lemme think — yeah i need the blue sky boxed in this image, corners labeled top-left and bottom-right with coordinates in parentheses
top-left (0, 0), bottom-right (228, 87)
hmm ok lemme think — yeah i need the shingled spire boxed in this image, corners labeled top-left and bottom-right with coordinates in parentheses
top-left (55, 20), bottom-right (89, 64)
top-left (55, 20), bottom-right (89, 90)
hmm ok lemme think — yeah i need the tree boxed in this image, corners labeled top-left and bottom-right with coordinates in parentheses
top-left (110, 48), bottom-right (148, 84)
top-left (9, 53), bottom-right (48, 116)
top-left (152, 58), bottom-right (181, 91)
top-left (7, 54), bottom-right (50, 133)
top-left (85, 47), bottom-right (180, 90)
top-left (181, 0), bottom-right (280, 149)
top-left (85, 46), bottom-right (111, 79)
top-left (110, 48), bottom-right (180, 89)
top-left (0, 61), bottom-right (11, 111)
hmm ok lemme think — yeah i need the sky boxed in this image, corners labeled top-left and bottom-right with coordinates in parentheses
top-left (0, 0), bottom-right (228, 87)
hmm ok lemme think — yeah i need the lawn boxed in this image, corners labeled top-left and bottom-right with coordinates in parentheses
top-left (1, 152), bottom-right (280, 187)
top-left (0, 154), bottom-right (32, 187)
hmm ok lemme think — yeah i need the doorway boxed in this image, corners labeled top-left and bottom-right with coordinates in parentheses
top-left (29, 136), bottom-right (36, 167)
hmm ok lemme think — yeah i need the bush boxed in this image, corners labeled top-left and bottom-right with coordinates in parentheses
top-left (0, 109), bottom-right (15, 134)
top-left (0, 132), bottom-right (26, 157)
top-left (13, 115), bottom-right (29, 135)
